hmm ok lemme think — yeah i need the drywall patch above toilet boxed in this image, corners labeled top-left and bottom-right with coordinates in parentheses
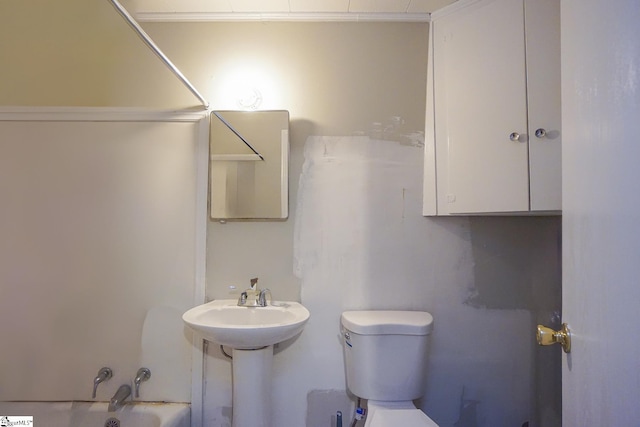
top-left (306, 390), bottom-right (353, 427)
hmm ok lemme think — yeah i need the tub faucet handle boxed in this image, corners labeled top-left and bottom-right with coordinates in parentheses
top-left (134, 367), bottom-right (151, 398)
top-left (92, 367), bottom-right (113, 399)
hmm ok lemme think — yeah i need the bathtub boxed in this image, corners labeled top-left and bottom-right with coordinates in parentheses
top-left (0, 401), bottom-right (190, 427)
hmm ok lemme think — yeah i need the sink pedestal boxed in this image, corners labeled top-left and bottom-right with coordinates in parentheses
top-left (231, 346), bottom-right (273, 427)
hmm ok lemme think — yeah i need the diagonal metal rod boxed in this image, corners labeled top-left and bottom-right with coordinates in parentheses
top-left (107, 0), bottom-right (210, 109)
top-left (212, 111), bottom-right (264, 160)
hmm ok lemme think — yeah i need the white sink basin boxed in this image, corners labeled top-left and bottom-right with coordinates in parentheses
top-left (182, 299), bottom-right (310, 349)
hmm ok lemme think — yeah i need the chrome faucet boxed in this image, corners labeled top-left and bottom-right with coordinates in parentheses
top-left (258, 288), bottom-right (272, 307)
top-left (92, 367), bottom-right (113, 399)
top-left (134, 368), bottom-right (151, 398)
top-left (108, 384), bottom-right (131, 412)
top-left (237, 277), bottom-right (270, 307)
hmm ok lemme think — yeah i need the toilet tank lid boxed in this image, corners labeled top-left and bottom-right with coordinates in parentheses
top-left (341, 310), bottom-right (434, 335)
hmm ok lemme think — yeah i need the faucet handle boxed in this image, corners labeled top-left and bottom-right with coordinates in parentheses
top-left (258, 288), bottom-right (272, 307)
top-left (134, 368), bottom-right (151, 398)
top-left (92, 367), bottom-right (113, 399)
top-left (238, 291), bottom-right (248, 306)
top-left (250, 277), bottom-right (258, 291)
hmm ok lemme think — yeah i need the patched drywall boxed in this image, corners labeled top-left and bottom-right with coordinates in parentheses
top-left (466, 217), bottom-right (561, 311)
top-left (466, 217), bottom-right (562, 427)
top-left (291, 136), bottom-right (542, 426)
top-left (203, 134), bottom-right (560, 427)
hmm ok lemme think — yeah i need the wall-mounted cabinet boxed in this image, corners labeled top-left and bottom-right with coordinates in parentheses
top-left (423, 0), bottom-right (561, 215)
top-left (210, 110), bottom-right (289, 221)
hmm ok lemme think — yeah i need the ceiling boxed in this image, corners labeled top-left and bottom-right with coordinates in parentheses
top-left (124, 0), bottom-right (458, 21)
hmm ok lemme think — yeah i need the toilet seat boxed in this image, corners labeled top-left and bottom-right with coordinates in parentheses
top-left (365, 402), bottom-right (439, 427)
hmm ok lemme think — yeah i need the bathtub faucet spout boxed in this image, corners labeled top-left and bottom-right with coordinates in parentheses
top-left (108, 384), bottom-right (131, 412)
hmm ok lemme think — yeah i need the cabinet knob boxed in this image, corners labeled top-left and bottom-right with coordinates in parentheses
top-left (509, 132), bottom-right (521, 142)
top-left (535, 128), bottom-right (547, 138)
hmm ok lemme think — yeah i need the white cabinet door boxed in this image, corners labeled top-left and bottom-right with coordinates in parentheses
top-left (435, 0), bottom-right (529, 214)
top-left (525, 0), bottom-right (561, 211)
top-left (429, 0), bottom-right (561, 215)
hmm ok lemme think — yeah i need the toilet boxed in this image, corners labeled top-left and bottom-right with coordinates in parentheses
top-left (341, 310), bottom-right (439, 427)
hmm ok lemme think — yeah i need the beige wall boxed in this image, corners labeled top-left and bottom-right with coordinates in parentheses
top-left (0, 0), bottom-right (191, 108)
top-left (0, 0), bottom-right (428, 126)
top-left (142, 21), bottom-right (428, 135)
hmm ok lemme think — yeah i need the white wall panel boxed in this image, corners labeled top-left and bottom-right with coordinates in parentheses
top-left (0, 119), bottom-right (199, 403)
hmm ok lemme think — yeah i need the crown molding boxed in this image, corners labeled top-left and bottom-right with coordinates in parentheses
top-left (430, 0), bottom-right (481, 20)
top-left (134, 12), bottom-right (431, 23)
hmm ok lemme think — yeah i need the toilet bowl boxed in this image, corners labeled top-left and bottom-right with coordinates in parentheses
top-left (365, 401), bottom-right (439, 427)
top-left (341, 310), bottom-right (439, 427)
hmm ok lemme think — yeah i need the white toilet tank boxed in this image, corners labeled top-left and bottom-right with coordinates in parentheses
top-left (341, 310), bottom-right (434, 401)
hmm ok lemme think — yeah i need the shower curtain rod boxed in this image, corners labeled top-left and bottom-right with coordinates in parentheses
top-left (108, 0), bottom-right (210, 109)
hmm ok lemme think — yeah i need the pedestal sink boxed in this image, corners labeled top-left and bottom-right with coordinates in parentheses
top-left (182, 299), bottom-right (310, 427)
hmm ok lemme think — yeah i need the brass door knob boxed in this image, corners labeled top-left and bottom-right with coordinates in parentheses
top-left (536, 323), bottom-right (571, 353)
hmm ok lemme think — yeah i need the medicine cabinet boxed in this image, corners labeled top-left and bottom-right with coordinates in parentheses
top-left (209, 110), bottom-right (289, 220)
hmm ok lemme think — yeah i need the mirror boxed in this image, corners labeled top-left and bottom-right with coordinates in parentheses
top-left (209, 110), bottom-right (289, 220)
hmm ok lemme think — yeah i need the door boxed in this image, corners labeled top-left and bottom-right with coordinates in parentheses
top-left (561, 1), bottom-right (640, 425)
